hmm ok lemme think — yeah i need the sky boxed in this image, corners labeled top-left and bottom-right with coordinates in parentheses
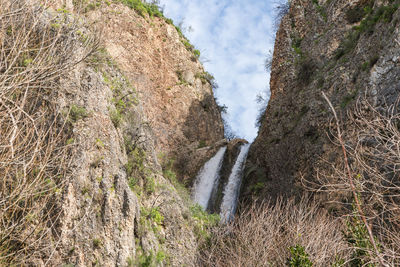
top-left (158, 0), bottom-right (278, 141)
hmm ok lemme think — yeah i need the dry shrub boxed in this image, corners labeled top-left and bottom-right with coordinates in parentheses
top-left (200, 197), bottom-right (349, 266)
top-left (0, 0), bottom-right (97, 265)
top-left (305, 95), bottom-right (400, 266)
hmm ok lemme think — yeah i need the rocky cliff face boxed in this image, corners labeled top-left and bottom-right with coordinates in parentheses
top-left (0, 1), bottom-right (223, 266)
top-left (85, 3), bottom-right (224, 182)
top-left (243, 0), bottom-right (400, 202)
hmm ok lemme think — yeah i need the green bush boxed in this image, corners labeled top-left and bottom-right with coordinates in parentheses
top-left (118, 0), bottom-right (163, 18)
top-left (334, 31), bottom-right (360, 60)
top-left (109, 108), bottom-right (123, 127)
top-left (345, 0), bottom-right (374, 24)
top-left (287, 245), bottom-right (313, 267)
top-left (92, 238), bottom-right (102, 248)
top-left (361, 61), bottom-right (369, 71)
top-left (346, 6), bottom-right (365, 23)
top-left (297, 58), bottom-right (316, 85)
top-left (190, 204), bottom-right (220, 242)
top-left (341, 89), bottom-right (358, 108)
top-left (193, 49), bottom-right (201, 58)
top-left (69, 104), bottom-right (88, 122)
top-left (335, 2), bottom-right (399, 59)
top-left (198, 140), bottom-right (207, 148)
top-left (155, 251), bottom-right (166, 263)
top-left (344, 214), bottom-right (380, 266)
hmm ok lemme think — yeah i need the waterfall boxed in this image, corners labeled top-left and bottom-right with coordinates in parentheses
top-left (220, 143), bottom-right (251, 223)
top-left (192, 146), bottom-right (227, 209)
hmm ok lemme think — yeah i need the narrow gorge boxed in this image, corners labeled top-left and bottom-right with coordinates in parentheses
top-left (1, 0), bottom-right (400, 266)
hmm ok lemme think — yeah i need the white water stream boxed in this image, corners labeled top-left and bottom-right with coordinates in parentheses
top-left (220, 143), bottom-right (251, 222)
top-left (192, 146), bottom-right (227, 209)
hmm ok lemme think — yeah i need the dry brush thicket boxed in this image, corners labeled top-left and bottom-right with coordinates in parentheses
top-left (200, 197), bottom-right (349, 266)
top-left (0, 1), bottom-right (97, 264)
top-left (313, 98), bottom-right (400, 266)
top-left (302, 95), bottom-right (400, 266)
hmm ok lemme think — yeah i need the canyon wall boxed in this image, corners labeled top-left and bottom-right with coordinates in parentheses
top-left (243, 0), bottom-right (400, 204)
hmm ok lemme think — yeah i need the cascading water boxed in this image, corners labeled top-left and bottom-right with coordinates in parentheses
top-left (220, 143), bottom-right (251, 223)
top-left (192, 146), bottom-right (227, 209)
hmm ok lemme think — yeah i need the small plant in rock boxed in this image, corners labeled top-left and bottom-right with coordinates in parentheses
top-left (346, 5), bottom-right (367, 23)
top-left (92, 238), bottom-right (102, 248)
top-left (198, 140), bottom-right (207, 148)
top-left (193, 49), bottom-right (201, 58)
top-left (297, 58), bottom-right (316, 85)
top-left (69, 104), bottom-right (89, 122)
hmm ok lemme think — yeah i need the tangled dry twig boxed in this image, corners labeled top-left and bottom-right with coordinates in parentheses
top-left (0, 0), bottom-right (98, 265)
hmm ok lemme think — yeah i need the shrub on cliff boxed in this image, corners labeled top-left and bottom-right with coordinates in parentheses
top-left (119, 0), bottom-right (163, 18)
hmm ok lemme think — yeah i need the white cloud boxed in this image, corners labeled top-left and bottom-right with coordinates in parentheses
top-left (159, 0), bottom-right (276, 141)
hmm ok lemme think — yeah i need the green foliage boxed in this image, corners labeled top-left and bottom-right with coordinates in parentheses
top-left (335, 2), bottom-right (399, 59)
top-left (136, 249), bottom-right (155, 267)
top-left (118, 0), bottom-right (163, 18)
top-left (125, 145), bottom-right (146, 189)
top-left (66, 138), bottom-right (75, 145)
top-left (190, 204), bottom-right (220, 242)
top-left (174, 25), bottom-right (184, 38)
top-left (128, 176), bottom-right (138, 190)
top-left (312, 0), bottom-right (327, 21)
top-left (287, 245), bottom-right (313, 267)
top-left (193, 49), bottom-right (201, 58)
top-left (195, 71), bottom-right (217, 89)
top-left (198, 140), bottom-right (207, 148)
top-left (142, 206), bottom-right (164, 229)
top-left (361, 61), bottom-right (370, 71)
top-left (334, 31), bottom-right (360, 60)
top-left (291, 35), bottom-right (303, 56)
top-left (297, 58), bottom-right (316, 85)
top-left (250, 182), bottom-right (265, 194)
top-left (182, 39), bottom-right (194, 50)
top-left (344, 218), bottom-right (376, 266)
top-left (109, 108), bottom-right (123, 127)
top-left (341, 89), bottom-right (358, 108)
top-left (95, 138), bottom-right (105, 149)
top-left (69, 104), bottom-right (89, 122)
top-left (158, 152), bottom-right (192, 204)
top-left (331, 257), bottom-right (345, 267)
top-left (360, 55), bottom-right (380, 71)
top-left (346, 5), bottom-right (368, 23)
top-left (102, 71), bottom-right (137, 128)
top-left (155, 251), bottom-right (166, 263)
top-left (344, 199), bottom-right (381, 266)
top-left (291, 34), bottom-right (316, 85)
top-left (171, 24), bottom-right (200, 59)
top-left (92, 238), bottom-right (102, 248)
top-left (22, 57), bottom-right (33, 67)
top-left (145, 175), bottom-right (156, 193)
top-left (131, 248), bottom-right (167, 267)
top-left (175, 70), bottom-right (189, 85)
